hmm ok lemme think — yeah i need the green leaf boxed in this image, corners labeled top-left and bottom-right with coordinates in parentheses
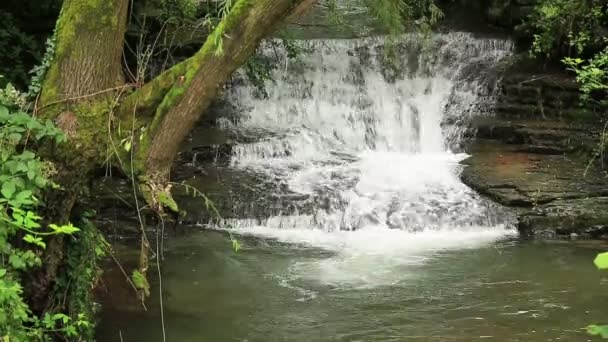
top-left (66, 325), bottom-right (77, 337)
top-left (43, 313), bottom-right (55, 329)
top-left (0, 269), bottom-right (6, 277)
top-left (587, 325), bottom-right (608, 338)
top-left (8, 133), bottom-right (22, 142)
top-left (52, 313), bottom-right (70, 324)
top-left (20, 151), bottom-right (35, 160)
top-left (594, 252), bottom-right (608, 270)
top-left (9, 254), bottom-right (25, 270)
top-left (131, 270), bottom-right (150, 297)
top-left (23, 234), bottom-right (46, 249)
top-left (16, 162), bottom-right (28, 173)
top-left (49, 223), bottom-right (80, 235)
top-left (15, 190), bottom-right (32, 202)
top-left (232, 238), bottom-right (241, 253)
top-left (1, 181), bottom-right (16, 199)
top-left (0, 105), bottom-right (8, 119)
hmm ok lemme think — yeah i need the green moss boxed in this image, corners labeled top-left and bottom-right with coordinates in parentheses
top-left (41, 0), bottom-right (123, 105)
top-left (142, 0), bottom-right (255, 129)
top-left (131, 0), bottom-right (260, 171)
top-left (54, 0), bottom-right (119, 57)
top-left (53, 215), bottom-right (108, 340)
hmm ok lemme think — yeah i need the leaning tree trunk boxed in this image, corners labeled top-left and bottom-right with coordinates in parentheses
top-left (130, 0), bottom-right (319, 191)
top-left (119, 0), bottom-right (318, 302)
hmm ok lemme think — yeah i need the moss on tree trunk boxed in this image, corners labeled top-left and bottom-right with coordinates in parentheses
top-left (24, 0), bottom-right (318, 333)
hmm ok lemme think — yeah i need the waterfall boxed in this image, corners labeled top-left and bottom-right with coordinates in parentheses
top-left (214, 32), bottom-right (514, 242)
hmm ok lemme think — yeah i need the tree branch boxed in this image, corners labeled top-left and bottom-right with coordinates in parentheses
top-left (133, 0), bottom-right (319, 186)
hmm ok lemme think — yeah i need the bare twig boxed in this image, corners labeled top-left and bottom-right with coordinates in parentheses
top-left (107, 250), bottom-right (147, 311)
top-left (36, 84), bottom-right (136, 111)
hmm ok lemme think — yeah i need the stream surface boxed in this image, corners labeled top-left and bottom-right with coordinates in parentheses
top-left (98, 32), bottom-right (607, 341)
top-left (98, 233), bottom-right (607, 342)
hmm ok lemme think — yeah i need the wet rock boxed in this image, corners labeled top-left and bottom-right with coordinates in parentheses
top-left (496, 68), bottom-right (605, 122)
top-left (470, 116), bottom-right (599, 155)
top-left (462, 139), bottom-right (608, 238)
top-left (460, 62), bottom-right (608, 238)
top-left (171, 164), bottom-right (314, 225)
top-left (518, 197), bottom-right (608, 238)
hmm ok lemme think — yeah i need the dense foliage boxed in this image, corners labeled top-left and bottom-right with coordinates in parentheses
top-left (0, 82), bottom-right (105, 340)
top-left (521, 0), bottom-right (607, 106)
top-left (524, 0), bottom-right (607, 60)
top-left (0, 0), bottom-right (61, 89)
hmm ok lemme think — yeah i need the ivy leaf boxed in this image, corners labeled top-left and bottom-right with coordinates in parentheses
top-left (1, 181), bottom-right (16, 199)
top-left (42, 313), bottom-right (55, 329)
top-left (594, 252), bottom-right (608, 270)
top-left (52, 313), bottom-right (70, 324)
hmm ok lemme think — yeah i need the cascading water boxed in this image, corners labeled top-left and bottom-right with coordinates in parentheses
top-left (215, 32), bottom-right (516, 287)
top-left (99, 34), bottom-right (605, 342)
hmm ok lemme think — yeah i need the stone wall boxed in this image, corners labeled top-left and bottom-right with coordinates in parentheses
top-left (497, 71), bottom-right (599, 122)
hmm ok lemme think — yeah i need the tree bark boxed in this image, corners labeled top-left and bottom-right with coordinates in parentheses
top-left (40, 0), bottom-right (129, 108)
top-left (26, 0), bottom-right (130, 314)
top-left (136, 0), bottom-right (318, 186)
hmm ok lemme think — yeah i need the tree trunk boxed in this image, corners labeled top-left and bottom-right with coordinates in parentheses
top-left (136, 0), bottom-right (318, 186)
top-left (25, 170), bottom-right (85, 314)
top-left (27, 0), bottom-right (130, 315)
top-left (40, 0), bottom-right (129, 108)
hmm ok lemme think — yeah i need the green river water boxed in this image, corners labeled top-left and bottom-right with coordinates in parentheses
top-left (98, 231), bottom-right (607, 342)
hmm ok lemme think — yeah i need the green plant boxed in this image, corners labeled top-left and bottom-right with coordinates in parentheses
top-left (0, 83), bottom-right (92, 340)
top-left (588, 253), bottom-right (608, 339)
top-left (27, 33), bottom-right (56, 100)
top-left (524, 0), bottom-right (607, 60)
top-left (564, 45), bottom-right (608, 106)
top-left (0, 78), bottom-right (28, 111)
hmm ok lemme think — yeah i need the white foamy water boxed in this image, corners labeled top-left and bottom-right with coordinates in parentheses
top-left (243, 226), bottom-right (516, 290)
top-left (214, 32), bottom-right (515, 287)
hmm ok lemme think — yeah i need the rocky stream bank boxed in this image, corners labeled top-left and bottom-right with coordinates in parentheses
top-left (461, 65), bottom-right (608, 238)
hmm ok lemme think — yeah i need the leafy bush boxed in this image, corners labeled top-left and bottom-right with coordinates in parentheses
top-left (0, 83), bottom-right (90, 340)
top-left (523, 0), bottom-right (607, 112)
top-left (522, 0), bottom-right (607, 60)
top-left (564, 46), bottom-right (608, 106)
